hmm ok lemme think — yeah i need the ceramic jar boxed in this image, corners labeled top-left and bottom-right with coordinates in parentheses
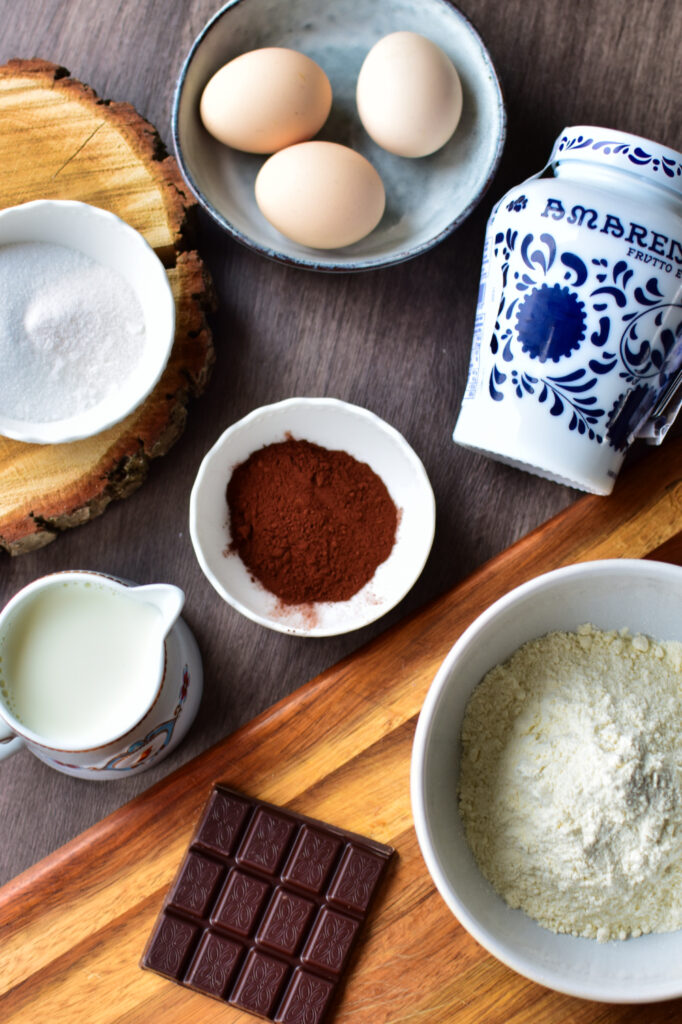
top-left (454, 126), bottom-right (682, 494)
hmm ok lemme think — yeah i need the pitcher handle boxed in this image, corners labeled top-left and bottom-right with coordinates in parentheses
top-left (636, 368), bottom-right (682, 446)
top-left (0, 718), bottom-right (24, 761)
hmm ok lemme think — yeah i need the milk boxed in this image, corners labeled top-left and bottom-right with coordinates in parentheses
top-left (0, 581), bottom-right (163, 748)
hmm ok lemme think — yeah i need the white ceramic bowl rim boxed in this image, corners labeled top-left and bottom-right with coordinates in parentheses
top-left (411, 558), bottom-right (682, 1003)
top-left (0, 199), bottom-right (175, 444)
top-left (189, 396), bottom-right (436, 636)
top-left (171, 0), bottom-right (506, 272)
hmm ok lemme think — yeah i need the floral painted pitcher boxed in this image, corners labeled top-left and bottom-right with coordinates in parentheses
top-left (454, 126), bottom-right (682, 494)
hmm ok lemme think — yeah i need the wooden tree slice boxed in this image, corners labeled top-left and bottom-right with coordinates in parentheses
top-left (0, 59), bottom-right (215, 555)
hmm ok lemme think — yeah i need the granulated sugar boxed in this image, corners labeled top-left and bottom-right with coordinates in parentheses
top-left (0, 241), bottom-right (146, 422)
top-left (459, 624), bottom-right (682, 941)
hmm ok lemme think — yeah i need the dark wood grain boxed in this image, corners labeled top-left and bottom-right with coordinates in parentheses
top-left (0, 0), bottom-right (680, 888)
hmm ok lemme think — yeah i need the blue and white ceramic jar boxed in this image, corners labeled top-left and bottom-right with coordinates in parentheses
top-left (454, 126), bottom-right (682, 494)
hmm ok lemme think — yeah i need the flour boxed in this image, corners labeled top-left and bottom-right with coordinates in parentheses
top-left (458, 624), bottom-right (682, 941)
top-left (0, 241), bottom-right (146, 421)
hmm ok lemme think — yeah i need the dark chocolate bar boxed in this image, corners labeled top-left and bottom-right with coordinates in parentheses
top-left (141, 784), bottom-right (394, 1023)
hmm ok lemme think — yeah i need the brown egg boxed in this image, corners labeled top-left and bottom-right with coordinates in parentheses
top-left (255, 142), bottom-right (386, 250)
top-left (356, 32), bottom-right (463, 158)
top-left (200, 47), bottom-right (332, 154)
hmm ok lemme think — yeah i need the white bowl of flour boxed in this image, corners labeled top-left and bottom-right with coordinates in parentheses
top-left (0, 200), bottom-right (175, 444)
top-left (411, 559), bottom-right (682, 1002)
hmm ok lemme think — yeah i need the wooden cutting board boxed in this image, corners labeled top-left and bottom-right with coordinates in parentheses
top-left (3, 439), bottom-right (682, 1023)
top-left (0, 59), bottom-right (215, 555)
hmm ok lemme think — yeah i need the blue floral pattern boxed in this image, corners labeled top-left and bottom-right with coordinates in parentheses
top-left (506, 194), bottom-right (528, 212)
top-left (516, 283), bottom-right (586, 362)
top-left (555, 132), bottom-right (682, 179)
top-left (486, 227), bottom-right (682, 449)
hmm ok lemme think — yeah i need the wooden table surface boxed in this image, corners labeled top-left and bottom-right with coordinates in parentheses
top-left (0, 0), bottom-right (679, 889)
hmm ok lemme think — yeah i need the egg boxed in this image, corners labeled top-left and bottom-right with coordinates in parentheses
top-left (200, 47), bottom-right (332, 154)
top-left (255, 142), bottom-right (385, 249)
top-left (356, 31), bottom-right (463, 158)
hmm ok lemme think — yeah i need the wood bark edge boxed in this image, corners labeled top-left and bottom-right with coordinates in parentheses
top-left (0, 59), bottom-right (217, 555)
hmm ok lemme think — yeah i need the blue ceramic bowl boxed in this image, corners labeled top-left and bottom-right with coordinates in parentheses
top-left (172, 0), bottom-right (506, 271)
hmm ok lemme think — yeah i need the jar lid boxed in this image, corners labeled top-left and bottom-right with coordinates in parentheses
top-left (550, 126), bottom-right (682, 195)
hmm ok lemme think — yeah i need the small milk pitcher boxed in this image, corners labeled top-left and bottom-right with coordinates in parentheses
top-left (0, 571), bottom-right (202, 779)
top-left (454, 126), bottom-right (682, 494)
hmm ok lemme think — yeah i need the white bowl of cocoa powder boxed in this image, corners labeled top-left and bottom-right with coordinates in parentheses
top-left (189, 396), bottom-right (435, 636)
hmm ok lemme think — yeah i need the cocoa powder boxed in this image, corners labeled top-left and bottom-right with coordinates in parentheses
top-left (226, 438), bottom-right (398, 605)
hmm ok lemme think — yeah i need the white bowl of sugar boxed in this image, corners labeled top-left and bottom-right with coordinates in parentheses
top-left (412, 559), bottom-right (682, 1003)
top-left (0, 200), bottom-right (175, 444)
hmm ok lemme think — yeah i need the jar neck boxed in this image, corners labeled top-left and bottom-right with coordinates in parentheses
top-left (553, 160), bottom-right (682, 216)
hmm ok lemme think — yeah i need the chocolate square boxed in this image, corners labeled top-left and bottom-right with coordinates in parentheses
top-left (231, 949), bottom-right (289, 1016)
top-left (301, 908), bottom-right (359, 976)
top-left (326, 844), bottom-right (386, 914)
top-left (237, 808), bottom-right (297, 875)
top-left (185, 931), bottom-right (243, 996)
top-left (167, 851), bottom-right (224, 918)
top-left (143, 913), bottom-right (199, 980)
top-left (211, 869), bottom-right (270, 936)
top-left (141, 784), bottom-right (394, 1023)
top-left (195, 788), bottom-right (251, 857)
top-left (275, 969), bottom-right (335, 1024)
top-left (281, 826), bottom-right (342, 894)
top-left (257, 887), bottom-right (316, 955)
